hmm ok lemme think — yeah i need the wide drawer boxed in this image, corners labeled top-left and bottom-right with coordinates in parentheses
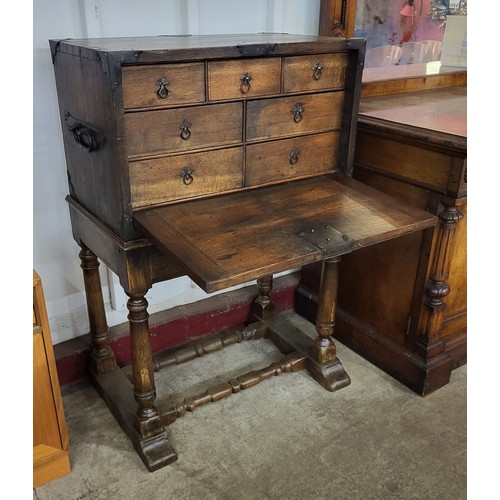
top-left (246, 92), bottom-right (345, 142)
top-left (122, 62), bottom-right (205, 110)
top-left (208, 58), bottom-right (281, 101)
top-left (125, 102), bottom-right (243, 158)
top-left (283, 53), bottom-right (348, 93)
top-left (245, 132), bottom-right (339, 186)
top-left (130, 147), bottom-right (244, 208)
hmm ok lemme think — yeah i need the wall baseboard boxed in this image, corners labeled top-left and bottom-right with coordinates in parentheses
top-left (55, 273), bottom-right (300, 387)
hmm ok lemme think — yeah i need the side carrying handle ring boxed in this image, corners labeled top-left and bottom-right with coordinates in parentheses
top-left (65, 113), bottom-right (106, 153)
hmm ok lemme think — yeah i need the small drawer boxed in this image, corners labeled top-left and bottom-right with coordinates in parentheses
top-left (129, 147), bottom-right (244, 207)
top-left (245, 132), bottom-right (339, 186)
top-left (125, 102), bottom-right (243, 158)
top-left (246, 92), bottom-right (345, 142)
top-left (283, 54), bottom-right (348, 93)
top-left (208, 58), bottom-right (281, 101)
top-left (122, 62), bottom-right (205, 109)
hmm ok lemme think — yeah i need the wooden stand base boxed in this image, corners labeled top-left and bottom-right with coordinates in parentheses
top-left (88, 308), bottom-right (349, 471)
top-left (83, 260), bottom-right (349, 471)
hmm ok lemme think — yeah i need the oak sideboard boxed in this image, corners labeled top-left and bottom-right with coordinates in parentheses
top-left (296, 85), bottom-right (466, 395)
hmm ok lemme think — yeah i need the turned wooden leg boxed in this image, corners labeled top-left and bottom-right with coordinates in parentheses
top-left (126, 292), bottom-right (164, 438)
top-left (79, 245), bottom-right (117, 374)
top-left (251, 275), bottom-right (276, 320)
top-left (311, 258), bottom-right (339, 363)
top-left (307, 257), bottom-right (350, 392)
top-left (87, 283), bottom-right (177, 470)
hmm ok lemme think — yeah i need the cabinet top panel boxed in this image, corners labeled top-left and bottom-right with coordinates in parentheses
top-left (50, 33), bottom-right (365, 64)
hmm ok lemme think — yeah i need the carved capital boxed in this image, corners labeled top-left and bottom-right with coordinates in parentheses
top-left (438, 206), bottom-right (464, 223)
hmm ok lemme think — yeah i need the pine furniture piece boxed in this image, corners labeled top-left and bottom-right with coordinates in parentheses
top-left (296, 86), bottom-right (467, 395)
top-left (33, 270), bottom-right (71, 486)
top-left (50, 34), bottom-right (436, 471)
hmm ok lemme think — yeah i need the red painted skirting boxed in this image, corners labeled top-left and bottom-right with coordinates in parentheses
top-left (55, 273), bottom-right (299, 386)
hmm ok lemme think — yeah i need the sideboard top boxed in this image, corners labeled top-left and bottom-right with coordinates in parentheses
top-left (358, 86), bottom-right (466, 148)
top-left (49, 33), bottom-right (365, 64)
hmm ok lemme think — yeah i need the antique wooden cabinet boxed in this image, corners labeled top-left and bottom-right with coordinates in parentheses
top-left (33, 271), bottom-right (71, 487)
top-left (296, 86), bottom-right (466, 395)
top-left (50, 34), bottom-right (436, 471)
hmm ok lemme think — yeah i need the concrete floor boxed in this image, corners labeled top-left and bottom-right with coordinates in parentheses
top-left (34, 314), bottom-right (466, 500)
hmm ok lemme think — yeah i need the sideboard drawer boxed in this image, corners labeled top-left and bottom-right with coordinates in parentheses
top-left (126, 102), bottom-right (243, 158)
top-left (208, 58), bottom-right (281, 101)
top-left (245, 131), bottom-right (339, 186)
top-left (130, 147), bottom-right (244, 207)
top-left (246, 92), bottom-right (345, 142)
top-left (283, 53), bottom-right (348, 93)
top-left (122, 62), bottom-right (205, 110)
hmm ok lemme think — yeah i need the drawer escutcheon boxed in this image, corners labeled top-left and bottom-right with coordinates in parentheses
top-left (239, 72), bottom-right (252, 94)
top-left (312, 61), bottom-right (323, 80)
top-left (291, 103), bottom-right (304, 123)
top-left (157, 78), bottom-right (169, 99)
top-left (289, 149), bottom-right (300, 165)
top-left (180, 122), bottom-right (192, 141)
top-left (180, 167), bottom-right (195, 185)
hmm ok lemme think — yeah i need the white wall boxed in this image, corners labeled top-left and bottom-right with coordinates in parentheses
top-left (33, 0), bottom-right (320, 344)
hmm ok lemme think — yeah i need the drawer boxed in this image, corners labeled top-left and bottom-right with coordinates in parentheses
top-left (130, 147), bottom-right (244, 207)
top-left (283, 54), bottom-right (348, 93)
top-left (245, 132), bottom-right (339, 186)
top-left (125, 102), bottom-right (243, 158)
top-left (246, 92), bottom-right (344, 142)
top-left (122, 62), bottom-right (205, 109)
top-left (208, 58), bottom-right (281, 100)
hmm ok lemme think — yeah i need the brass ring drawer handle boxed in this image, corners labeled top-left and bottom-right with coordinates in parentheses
top-left (157, 77), bottom-right (169, 99)
top-left (289, 149), bottom-right (300, 165)
top-left (312, 61), bottom-right (323, 80)
top-left (181, 167), bottom-right (194, 185)
top-left (180, 122), bottom-right (192, 140)
top-left (240, 72), bottom-right (252, 94)
top-left (291, 103), bottom-right (304, 123)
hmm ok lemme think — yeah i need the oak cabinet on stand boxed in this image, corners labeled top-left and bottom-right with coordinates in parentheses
top-left (49, 34), bottom-right (437, 470)
top-left (33, 270), bottom-right (71, 487)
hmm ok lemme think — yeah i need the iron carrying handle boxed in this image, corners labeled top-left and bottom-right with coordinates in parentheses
top-left (65, 113), bottom-right (106, 153)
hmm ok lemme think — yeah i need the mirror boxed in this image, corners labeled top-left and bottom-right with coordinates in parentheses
top-left (352, 0), bottom-right (467, 68)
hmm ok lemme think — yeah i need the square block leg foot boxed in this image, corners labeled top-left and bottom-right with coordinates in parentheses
top-left (87, 366), bottom-right (177, 471)
top-left (131, 429), bottom-right (177, 472)
top-left (307, 357), bottom-right (351, 392)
